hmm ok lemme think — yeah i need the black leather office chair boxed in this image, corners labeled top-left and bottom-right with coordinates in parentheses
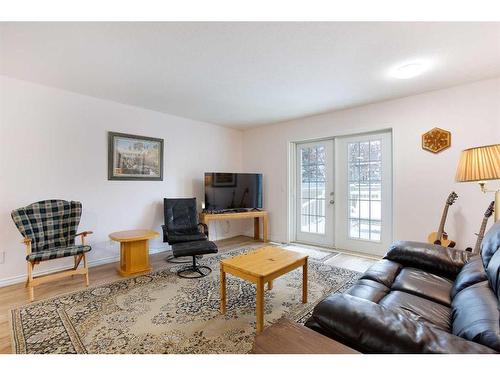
top-left (162, 198), bottom-right (208, 263)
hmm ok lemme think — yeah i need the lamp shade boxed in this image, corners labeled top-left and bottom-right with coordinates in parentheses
top-left (456, 144), bottom-right (500, 182)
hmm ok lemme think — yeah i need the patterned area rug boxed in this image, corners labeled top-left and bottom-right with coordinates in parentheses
top-left (10, 245), bottom-right (360, 354)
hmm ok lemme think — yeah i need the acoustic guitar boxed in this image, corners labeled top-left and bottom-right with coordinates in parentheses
top-left (427, 191), bottom-right (458, 247)
top-left (466, 201), bottom-right (495, 254)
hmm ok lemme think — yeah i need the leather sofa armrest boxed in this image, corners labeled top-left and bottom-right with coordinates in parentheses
top-left (384, 240), bottom-right (470, 278)
top-left (311, 294), bottom-right (496, 354)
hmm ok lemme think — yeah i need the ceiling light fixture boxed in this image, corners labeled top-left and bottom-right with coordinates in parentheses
top-left (389, 60), bottom-right (431, 79)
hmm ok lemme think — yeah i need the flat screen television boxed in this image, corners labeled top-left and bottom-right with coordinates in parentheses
top-left (204, 173), bottom-right (263, 212)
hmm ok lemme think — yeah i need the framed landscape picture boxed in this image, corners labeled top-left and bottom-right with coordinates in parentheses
top-left (108, 132), bottom-right (164, 181)
top-left (212, 173), bottom-right (237, 187)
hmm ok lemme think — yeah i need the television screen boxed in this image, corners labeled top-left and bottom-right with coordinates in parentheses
top-left (204, 173), bottom-right (263, 211)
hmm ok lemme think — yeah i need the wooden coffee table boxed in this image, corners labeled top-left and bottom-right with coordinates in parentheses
top-left (109, 229), bottom-right (159, 277)
top-left (220, 246), bottom-right (308, 334)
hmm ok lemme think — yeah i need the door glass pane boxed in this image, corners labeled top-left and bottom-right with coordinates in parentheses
top-left (348, 164), bottom-right (359, 181)
top-left (370, 221), bottom-right (381, 241)
top-left (316, 146), bottom-right (325, 164)
top-left (301, 199), bottom-right (309, 215)
top-left (348, 199), bottom-right (359, 218)
top-left (301, 148), bottom-right (311, 165)
top-left (348, 142), bottom-right (359, 162)
top-left (369, 161), bottom-right (381, 181)
top-left (301, 215), bottom-right (309, 232)
top-left (360, 220), bottom-right (371, 240)
top-left (349, 219), bottom-right (359, 238)
top-left (299, 144), bottom-right (327, 235)
top-left (316, 182), bottom-right (326, 199)
top-left (317, 164), bottom-right (326, 181)
top-left (347, 139), bottom-right (383, 242)
top-left (359, 200), bottom-right (370, 220)
top-left (370, 182), bottom-right (381, 201)
top-left (370, 201), bottom-right (381, 221)
top-left (359, 142), bottom-right (370, 161)
top-left (301, 182), bottom-right (310, 198)
top-left (359, 163), bottom-right (369, 183)
top-left (370, 140), bottom-right (382, 161)
top-left (317, 216), bottom-right (325, 234)
top-left (310, 216), bottom-right (318, 233)
top-left (348, 182), bottom-right (359, 200)
top-left (317, 199), bottom-right (325, 217)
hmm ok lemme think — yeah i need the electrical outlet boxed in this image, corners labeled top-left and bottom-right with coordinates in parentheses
top-left (0, 251), bottom-right (5, 264)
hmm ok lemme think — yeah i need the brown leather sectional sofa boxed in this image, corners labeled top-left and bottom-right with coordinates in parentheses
top-left (305, 220), bottom-right (500, 353)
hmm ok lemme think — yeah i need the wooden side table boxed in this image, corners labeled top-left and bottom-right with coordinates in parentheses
top-left (199, 210), bottom-right (269, 242)
top-left (109, 229), bottom-right (159, 277)
top-left (252, 318), bottom-right (360, 354)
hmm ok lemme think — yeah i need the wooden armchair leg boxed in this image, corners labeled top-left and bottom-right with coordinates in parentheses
top-left (73, 254), bottom-right (83, 271)
top-left (83, 253), bottom-right (89, 287)
top-left (27, 262), bottom-right (34, 302)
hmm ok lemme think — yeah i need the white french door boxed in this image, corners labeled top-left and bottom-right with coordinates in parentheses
top-left (295, 140), bottom-right (335, 246)
top-left (335, 131), bottom-right (392, 255)
top-left (291, 131), bottom-right (392, 256)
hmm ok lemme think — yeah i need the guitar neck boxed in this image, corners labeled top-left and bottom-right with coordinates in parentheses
top-left (473, 217), bottom-right (489, 254)
top-left (437, 205), bottom-right (450, 238)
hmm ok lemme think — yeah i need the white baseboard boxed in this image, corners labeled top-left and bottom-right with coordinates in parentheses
top-left (0, 247), bottom-right (169, 288)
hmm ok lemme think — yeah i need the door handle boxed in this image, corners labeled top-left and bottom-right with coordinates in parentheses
top-left (329, 200), bottom-right (335, 204)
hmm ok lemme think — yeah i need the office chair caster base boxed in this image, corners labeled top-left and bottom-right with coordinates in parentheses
top-left (177, 265), bottom-right (212, 279)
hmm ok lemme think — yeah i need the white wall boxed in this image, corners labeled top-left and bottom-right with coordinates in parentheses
top-left (2, 76), bottom-right (499, 285)
top-left (242, 78), bottom-right (500, 252)
top-left (0, 76), bottom-right (244, 285)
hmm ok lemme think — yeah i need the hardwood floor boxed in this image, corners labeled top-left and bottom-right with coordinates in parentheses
top-left (0, 235), bottom-right (375, 354)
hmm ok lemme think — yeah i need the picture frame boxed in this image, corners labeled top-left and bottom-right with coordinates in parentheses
top-left (212, 173), bottom-right (237, 187)
top-left (108, 132), bottom-right (164, 181)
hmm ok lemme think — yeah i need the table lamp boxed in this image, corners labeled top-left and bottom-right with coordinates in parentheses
top-left (455, 144), bottom-right (500, 222)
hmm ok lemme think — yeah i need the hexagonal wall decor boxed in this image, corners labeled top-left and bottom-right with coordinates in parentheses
top-left (422, 127), bottom-right (451, 153)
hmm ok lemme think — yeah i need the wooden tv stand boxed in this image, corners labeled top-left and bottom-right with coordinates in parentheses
top-left (199, 210), bottom-right (269, 242)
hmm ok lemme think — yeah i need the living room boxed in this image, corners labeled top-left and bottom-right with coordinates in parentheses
top-left (1, 1), bottom-right (499, 371)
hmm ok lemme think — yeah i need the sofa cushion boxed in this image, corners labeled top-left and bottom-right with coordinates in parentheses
top-left (345, 278), bottom-right (390, 303)
top-left (481, 219), bottom-right (500, 271)
top-left (360, 259), bottom-right (403, 287)
top-left (379, 291), bottom-right (451, 332)
top-left (385, 241), bottom-right (470, 278)
top-left (480, 219), bottom-right (500, 299)
top-left (451, 256), bottom-right (488, 298)
top-left (451, 280), bottom-right (500, 352)
top-left (486, 249), bottom-right (500, 301)
top-left (392, 268), bottom-right (453, 306)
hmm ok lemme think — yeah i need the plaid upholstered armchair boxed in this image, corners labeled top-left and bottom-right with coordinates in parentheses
top-left (11, 200), bottom-right (93, 301)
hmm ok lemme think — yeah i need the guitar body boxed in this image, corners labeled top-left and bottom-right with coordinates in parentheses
top-left (426, 192), bottom-right (458, 248)
top-left (427, 232), bottom-right (456, 248)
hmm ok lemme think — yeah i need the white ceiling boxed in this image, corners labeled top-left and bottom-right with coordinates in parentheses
top-left (1, 22), bottom-right (499, 128)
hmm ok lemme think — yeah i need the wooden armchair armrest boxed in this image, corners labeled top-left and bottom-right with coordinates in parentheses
top-left (22, 237), bottom-right (32, 257)
top-left (76, 231), bottom-right (93, 245)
